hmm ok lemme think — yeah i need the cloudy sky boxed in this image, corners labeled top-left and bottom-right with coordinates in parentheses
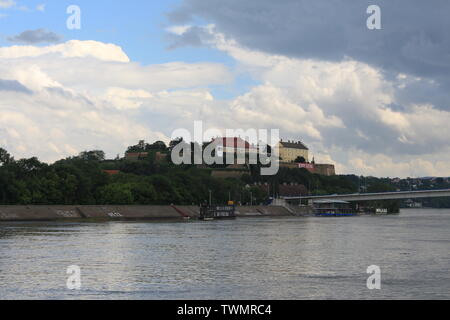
top-left (1, 0), bottom-right (450, 177)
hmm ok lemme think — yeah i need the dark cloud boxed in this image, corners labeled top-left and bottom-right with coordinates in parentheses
top-left (8, 29), bottom-right (62, 44)
top-left (166, 26), bottom-right (214, 50)
top-left (0, 79), bottom-right (32, 94)
top-left (167, 0), bottom-right (450, 80)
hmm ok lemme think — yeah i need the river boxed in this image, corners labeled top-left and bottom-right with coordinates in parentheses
top-left (0, 208), bottom-right (449, 300)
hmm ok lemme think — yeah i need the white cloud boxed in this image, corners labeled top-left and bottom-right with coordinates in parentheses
top-left (2, 36), bottom-right (450, 177)
top-left (36, 3), bottom-right (45, 12)
top-left (166, 25), bottom-right (191, 36)
top-left (0, 0), bottom-right (15, 9)
top-left (0, 40), bottom-right (232, 162)
top-left (228, 84), bottom-right (344, 140)
top-left (343, 151), bottom-right (450, 178)
top-left (103, 87), bottom-right (153, 110)
top-left (0, 40), bottom-right (130, 62)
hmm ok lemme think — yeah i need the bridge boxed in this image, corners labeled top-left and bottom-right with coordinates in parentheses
top-left (281, 189), bottom-right (450, 202)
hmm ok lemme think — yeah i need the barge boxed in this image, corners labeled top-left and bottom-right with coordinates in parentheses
top-left (199, 204), bottom-right (236, 220)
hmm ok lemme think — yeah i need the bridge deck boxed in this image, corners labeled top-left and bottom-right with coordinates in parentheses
top-left (283, 189), bottom-right (450, 202)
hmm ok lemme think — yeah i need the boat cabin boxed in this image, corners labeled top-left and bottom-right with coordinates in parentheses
top-left (313, 199), bottom-right (357, 217)
top-left (199, 204), bottom-right (236, 220)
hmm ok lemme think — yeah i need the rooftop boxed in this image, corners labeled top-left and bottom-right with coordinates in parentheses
top-left (212, 137), bottom-right (257, 150)
top-left (279, 140), bottom-right (309, 150)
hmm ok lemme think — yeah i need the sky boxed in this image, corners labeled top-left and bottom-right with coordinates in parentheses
top-left (1, 0), bottom-right (450, 178)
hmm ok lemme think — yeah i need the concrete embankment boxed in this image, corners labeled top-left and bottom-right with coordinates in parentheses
top-left (0, 206), bottom-right (84, 221)
top-left (0, 205), bottom-right (293, 222)
top-left (0, 205), bottom-right (187, 221)
top-left (235, 206), bottom-right (293, 217)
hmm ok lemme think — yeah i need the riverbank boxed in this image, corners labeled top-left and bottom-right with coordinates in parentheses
top-left (0, 205), bottom-right (295, 222)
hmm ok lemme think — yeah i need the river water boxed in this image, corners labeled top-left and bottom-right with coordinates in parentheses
top-left (0, 208), bottom-right (449, 300)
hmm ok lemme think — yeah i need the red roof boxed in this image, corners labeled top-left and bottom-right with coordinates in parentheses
top-left (213, 137), bottom-right (256, 150)
top-left (103, 170), bottom-right (120, 175)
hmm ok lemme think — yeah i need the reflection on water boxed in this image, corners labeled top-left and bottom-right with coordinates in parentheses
top-left (0, 209), bottom-right (449, 300)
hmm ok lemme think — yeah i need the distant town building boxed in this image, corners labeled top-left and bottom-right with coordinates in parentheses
top-left (254, 183), bottom-right (308, 197)
top-left (276, 140), bottom-right (309, 163)
top-left (278, 183), bottom-right (308, 197)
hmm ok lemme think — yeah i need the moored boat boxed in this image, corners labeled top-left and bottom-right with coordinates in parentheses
top-left (313, 199), bottom-right (358, 217)
top-left (199, 204), bottom-right (236, 220)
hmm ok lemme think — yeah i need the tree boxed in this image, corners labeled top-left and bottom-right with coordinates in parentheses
top-left (169, 137), bottom-right (183, 151)
top-left (131, 181), bottom-right (157, 204)
top-left (78, 150), bottom-right (105, 161)
top-left (149, 141), bottom-right (167, 151)
top-left (0, 148), bottom-right (12, 166)
top-left (295, 156), bottom-right (306, 163)
top-left (97, 183), bottom-right (134, 204)
top-left (126, 140), bottom-right (148, 153)
top-left (16, 157), bottom-right (46, 174)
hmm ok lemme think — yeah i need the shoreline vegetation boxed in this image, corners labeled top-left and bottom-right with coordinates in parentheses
top-left (1, 142), bottom-right (450, 209)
